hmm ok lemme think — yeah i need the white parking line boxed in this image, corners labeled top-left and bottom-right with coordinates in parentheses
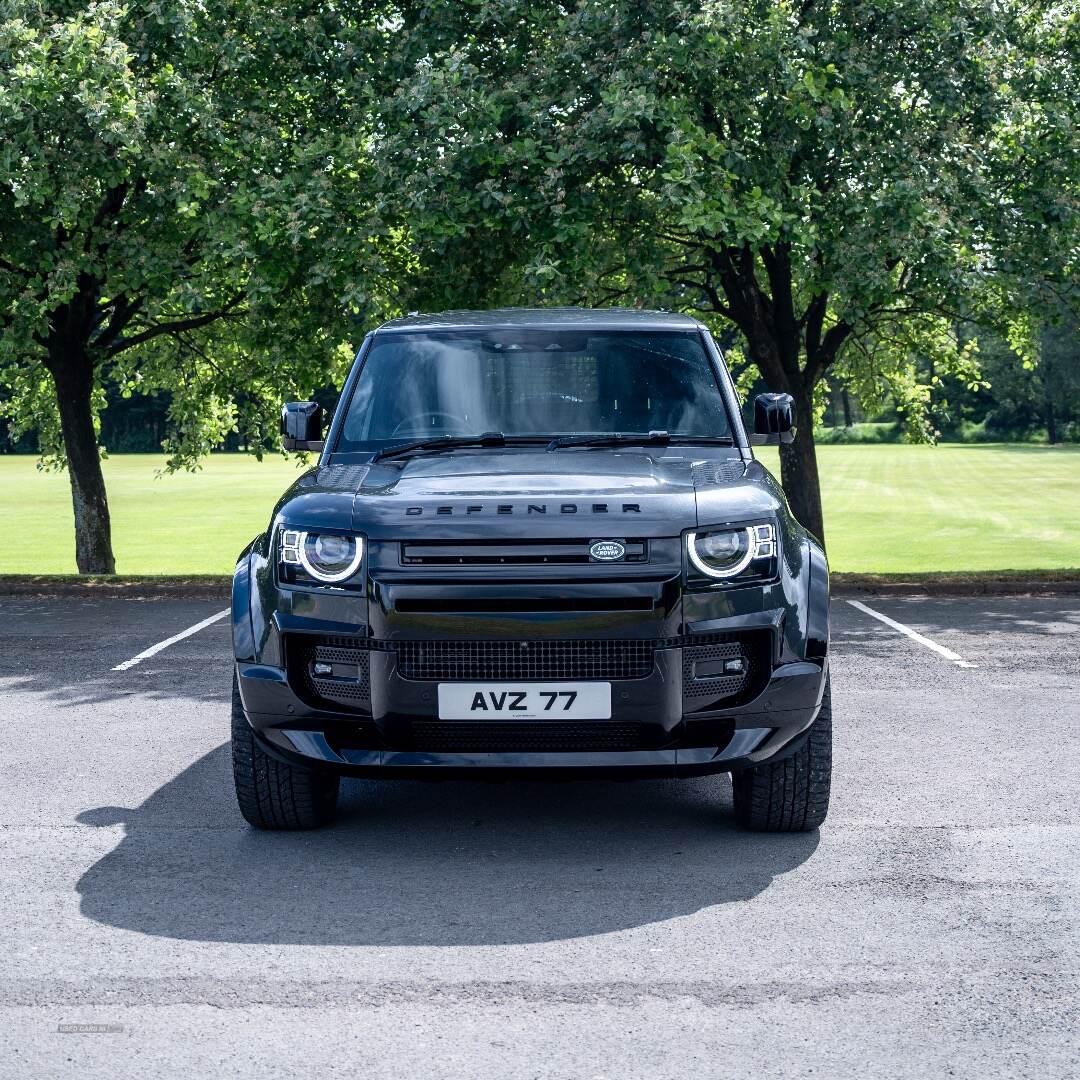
top-left (845, 599), bottom-right (977, 668)
top-left (112, 608), bottom-right (230, 671)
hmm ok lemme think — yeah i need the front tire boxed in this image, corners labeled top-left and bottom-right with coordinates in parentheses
top-left (731, 672), bottom-right (832, 832)
top-left (231, 669), bottom-right (340, 829)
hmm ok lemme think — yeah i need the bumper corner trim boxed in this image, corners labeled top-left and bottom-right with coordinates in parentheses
top-left (677, 727), bottom-right (770, 764)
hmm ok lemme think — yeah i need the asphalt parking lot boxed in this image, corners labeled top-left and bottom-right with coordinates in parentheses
top-left (0, 594), bottom-right (1078, 1079)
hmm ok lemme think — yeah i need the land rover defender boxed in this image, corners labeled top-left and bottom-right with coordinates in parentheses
top-left (230, 308), bottom-right (831, 831)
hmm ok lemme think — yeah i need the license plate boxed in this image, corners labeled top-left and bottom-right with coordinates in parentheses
top-left (437, 682), bottom-right (612, 720)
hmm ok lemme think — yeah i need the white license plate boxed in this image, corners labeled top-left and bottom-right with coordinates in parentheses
top-left (437, 682), bottom-right (612, 720)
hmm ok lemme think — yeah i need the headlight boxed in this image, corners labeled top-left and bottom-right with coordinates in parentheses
top-left (687, 524), bottom-right (775, 580)
top-left (280, 529), bottom-right (364, 584)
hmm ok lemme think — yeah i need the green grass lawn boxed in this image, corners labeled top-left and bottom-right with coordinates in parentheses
top-left (1, 453), bottom-right (305, 576)
top-left (1, 444), bottom-right (1078, 574)
top-left (758, 443), bottom-right (1080, 573)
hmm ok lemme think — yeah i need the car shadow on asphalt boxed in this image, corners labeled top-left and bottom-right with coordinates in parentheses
top-left (75, 744), bottom-right (819, 946)
top-left (0, 667), bottom-right (233, 710)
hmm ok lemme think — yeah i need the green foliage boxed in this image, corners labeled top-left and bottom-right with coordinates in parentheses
top-left (933, 308), bottom-right (1080, 442)
top-left (0, 0), bottom-right (404, 470)
top-left (815, 422), bottom-right (902, 445)
top-left (374, 0), bottom-right (1080, 456)
top-left (2, 0), bottom-right (1078, 558)
top-left (836, 316), bottom-right (988, 443)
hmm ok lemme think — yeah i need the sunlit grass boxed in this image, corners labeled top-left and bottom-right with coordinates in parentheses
top-left (759, 443), bottom-right (1080, 572)
top-left (1, 445), bottom-right (1078, 574)
top-left (2, 453), bottom-right (306, 575)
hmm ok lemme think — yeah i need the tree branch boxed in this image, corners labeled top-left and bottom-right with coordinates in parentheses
top-left (706, 245), bottom-right (791, 390)
top-left (107, 298), bottom-right (246, 356)
top-left (804, 320), bottom-right (853, 389)
top-left (802, 292), bottom-right (829, 355)
top-left (759, 241), bottom-right (800, 375)
top-left (0, 255), bottom-right (32, 279)
top-left (174, 330), bottom-right (225, 374)
top-left (92, 295), bottom-right (145, 353)
top-left (666, 276), bottom-right (734, 320)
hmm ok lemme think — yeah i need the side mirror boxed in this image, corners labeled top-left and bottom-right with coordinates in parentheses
top-left (281, 401), bottom-right (324, 451)
top-left (750, 393), bottom-right (796, 445)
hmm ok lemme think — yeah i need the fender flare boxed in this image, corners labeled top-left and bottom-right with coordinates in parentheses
top-left (804, 538), bottom-right (830, 661)
top-left (231, 538), bottom-right (260, 661)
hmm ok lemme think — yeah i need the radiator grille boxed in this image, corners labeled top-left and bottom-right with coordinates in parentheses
top-left (401, 538), bottom-right (647, 565)
top-left (395, 638), bottom-right (656, 681)
top-left (408, 720), bottom-right (644, 753)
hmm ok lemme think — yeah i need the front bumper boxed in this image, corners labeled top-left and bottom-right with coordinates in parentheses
top-left (237, 654), bottom-right (827, 779)
top-left (232, 528), bottom-right (829, 778)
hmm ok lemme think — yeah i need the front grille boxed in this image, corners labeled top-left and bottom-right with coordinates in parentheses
top-left (395, 596), bottom-right (652, 613)
top-left (401, 538), bottom-right (648, 565)
top-left (408, 720), bottom-right (644, 752)
top-left (394, 638), bottom-right (657, 681)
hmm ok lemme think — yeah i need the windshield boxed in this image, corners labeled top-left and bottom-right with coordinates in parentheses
top-left (336, 329), bottom-right (732, 451)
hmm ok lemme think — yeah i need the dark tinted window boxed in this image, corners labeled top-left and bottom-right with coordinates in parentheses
top-left (337, 330), bottom-right (730, 450)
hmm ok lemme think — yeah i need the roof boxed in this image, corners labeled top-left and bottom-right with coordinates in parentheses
top-left (375, 307), bottom-right (706, 333)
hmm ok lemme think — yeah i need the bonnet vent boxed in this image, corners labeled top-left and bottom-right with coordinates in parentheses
top-left (691, 460), bottom-right (746, 487)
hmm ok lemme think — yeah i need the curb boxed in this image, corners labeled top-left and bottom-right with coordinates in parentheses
top-left (0, 576), bottom-right (231, 600)
top-left (831, 572), bottom-right (1080, 597)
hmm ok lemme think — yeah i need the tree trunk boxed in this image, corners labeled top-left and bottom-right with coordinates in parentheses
top-left (49, 348), bottom-right (116, 574)
top-left (841, 389), bottom-right (852, 428)
top-left (778, 393), bottom-right (826, 544)
top-left (707, 245), bottom-right (835, 547)
top-left (1045, 394), bottom-right (1058, 444)
top-left (1041, 355), bottom-right (1058, 444)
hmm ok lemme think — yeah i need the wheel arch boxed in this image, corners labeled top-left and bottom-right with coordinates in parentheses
top-left (231, 536), bottom-right (261, 661)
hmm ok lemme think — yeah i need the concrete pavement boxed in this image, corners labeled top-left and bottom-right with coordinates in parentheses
top-left (0, 595), bottom-right (1077, 1078)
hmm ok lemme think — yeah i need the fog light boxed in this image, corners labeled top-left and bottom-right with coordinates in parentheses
top-left (723, 658), bottom-right (745, 674)
top-left (313, 662), bottom-right (333, 676)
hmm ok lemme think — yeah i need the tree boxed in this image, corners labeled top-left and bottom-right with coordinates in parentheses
top-left (374, 0), bottom-right (1080, 542)
top-left (0, 1), bottom-right (398, 572)
top-left (936, 311), bottom-right (1080, 442)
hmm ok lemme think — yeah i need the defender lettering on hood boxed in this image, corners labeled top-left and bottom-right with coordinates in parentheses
top-left (403, 502), bottom-right (643, 516)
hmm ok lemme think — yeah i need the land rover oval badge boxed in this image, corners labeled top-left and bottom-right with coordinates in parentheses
top-left (589, 540), bottom-right (626, 562)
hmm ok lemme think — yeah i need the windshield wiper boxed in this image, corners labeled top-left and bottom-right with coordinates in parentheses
top-left (371, 432), bottom-right (549, 463)
top-left (546, 431), bottom-right (734, 451)
top-left (372, 430), bottom-right (734, 461)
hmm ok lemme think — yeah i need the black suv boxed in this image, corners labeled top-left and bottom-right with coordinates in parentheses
top-left (230, 308), bottom-right (831, 831)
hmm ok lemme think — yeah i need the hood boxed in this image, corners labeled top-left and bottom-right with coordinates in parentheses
top-left (275, 450), bottom-right (784, 540)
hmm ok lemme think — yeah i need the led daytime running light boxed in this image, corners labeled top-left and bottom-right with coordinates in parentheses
top-left (687, 524), bottom-right (775, 579)
top-left (280, 529), bottom-right (363, 583)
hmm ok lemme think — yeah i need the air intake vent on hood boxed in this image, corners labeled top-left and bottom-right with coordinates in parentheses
top-left (315, 464), bottom-right (370, 490)
top-left (691, 460), bottom-right (745, 487)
